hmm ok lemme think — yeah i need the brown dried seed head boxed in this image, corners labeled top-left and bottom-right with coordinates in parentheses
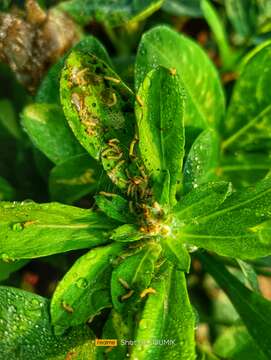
top-left (26, 0), bottom-right (47, 25)
top-left (0, 4), bottom-right (78, 91)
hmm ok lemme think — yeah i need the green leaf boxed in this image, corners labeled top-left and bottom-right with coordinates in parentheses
top-left (135, 66), bottom-right (185, 205)
top-left (177, 178), bottom-right (271, 259)
top-left (98, 310), bottom-right (132, 360)
top-left (219, 152), bottom-right (271, 188)
top-left (51, 242), bottom-right (123, 335)
top-left (200, 253), bottom-right (271, 359)
top-left (36, 35), bottom-right (112, 105)
top-left (174, 181), bottom-right (232, 222)
top-left (214, 326), bottom-right (267, 360)
top-left (224, 0), bottom-right (258, 40)
top-left (131, 264), bottom-right (196, 359)
top-left (21, 104), bottom-right (84, 164)
top-left (0, 176), bottom-right (15, 200)
top-left (163, 0), bottom-right (202, 17)
top-left (111, 224), bottom-right (143, 242)
top-left (161, 237), bottom-right (191, 272)
top-left (183, 129), bottom-right (220, 193)
top-left (0, 260), bottom-right (28, 282)
top-left (237, 259), bottom-right (260, 293)
top-left (111, 242), bottom-right (161, 312)
top-left (49, 153), bottom-right (106, 204)
top-left (0, 201), bottom-right (116, 260)
top-left (0, 286), bottom-right (97, 359)
top-left (257, 1), bottom-right (271, 32)
top-left (201, 0), bottom-right (235, 69)
top-left (223, 43), bottom-right (271, 152)
top-left (57, 0), bottom-right (164, 27)
top-left (135, 26), bottom-right (225, 133)
top-left (0, 99), bottom-right (22, 140)
top-left (60, 50), bottom-right (136, 189)
top-left (95, 193), bottom-right (135, 223)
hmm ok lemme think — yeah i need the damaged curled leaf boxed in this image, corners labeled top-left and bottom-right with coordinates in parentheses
top-left (60, 50), bottom-right (137, 190)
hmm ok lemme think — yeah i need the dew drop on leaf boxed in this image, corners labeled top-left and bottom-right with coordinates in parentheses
top-left (75, 277), bottom-right (89, 289)
top-left (1, 253), bottom-right (15, 262)
top-left (12, 223), bottom-right (24, 231)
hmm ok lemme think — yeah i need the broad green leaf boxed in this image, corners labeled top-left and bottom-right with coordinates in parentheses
top-left (223, 43), bottom-right (271, 151)
top-left (98, 310), bottom-right (133, 360)
top-left (95, 193), bottom-right (135, 223)
top-left (111, 242), bottom-right (161, 312)
top-left (0, 201), bottom-right (116, 260)
top-left (238, 39), bottom-right (271, 72)
top-left (177, 178), bottom-right (271, 259)
top-left (200, 253), bottom-right (271, 359)
top-left (161, 237), bottom-right (191, 272)
top-left (201, 0), bottom-right (235, 69)
top-left (135, 26), bottom-right (225, 132)
top-left (163, 0), bottom-right (202, 17)
top-left (0, 260), bottom-right (28, 282)
top-left (51, 243), bottom-right (123, 335)
top-left (0, 176), bottom-right (15, 200)
top-left (174, 181), bottom-right (232, 222)
top-left (219, 152), bottom-right (271, 188)
top-left (21, 104), bottom-right (84, 164)
top-left (0, 99), bottom-right (22, 139)
top-left (60, 50), bottom-right (137, 190)
top-left (57, 0), bottom-right (164, 27)
top-left (224, 0), bottom-right (258, 40)
top-left (135, 66), bottom-right (185, 204)
top-left (49, 153), bottom-right (106, 204)
top-left (214, 326), bottom-right (267, 360)
top-left (111, 224), bottom-right (143, 242)
top-left (237, 259), bottom-right (260, 293)
top-left (0, 286), bottom-right (96, 359)
top-left (36, 35), bottom-right (112, 105)
top-left (183, 129), bottom-right (220, 193)
top-left (131, 264), bottom-right (196, 359)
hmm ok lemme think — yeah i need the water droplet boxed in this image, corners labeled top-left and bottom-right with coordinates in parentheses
top-left (0, 318), bottom-right (6, 325)
top-left (76, 277), bottom-right (89, 289)
top-left (12, 223), bottom-right (24, 231)
top-left (30, 298), bottom-right (43, 310)
top-left (8, 305), bottom-right (17, 313)
top-left (21, 199), bottom-right (35, 205)
top-left (1, 253), bottom-right (15, 263)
